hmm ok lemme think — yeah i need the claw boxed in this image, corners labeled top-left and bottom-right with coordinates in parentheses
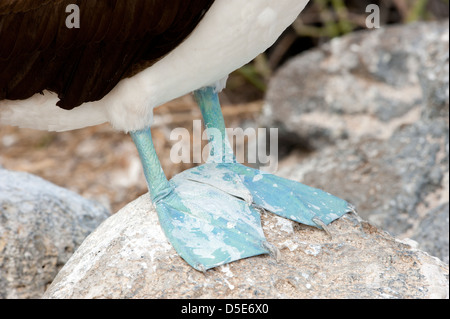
top-left (196, 263), bottom-right (207, 274)
top-left (312, 217), bottom-right (333, 239)
top-left (349, 204), bottom-right (360, 219)
top-left (262, 241), bottom-right (282, 262)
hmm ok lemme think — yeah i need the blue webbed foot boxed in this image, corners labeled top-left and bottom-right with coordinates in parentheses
top-left (131, 128), bottom-right (275, 271)
top-left (193, 86), bottom-right (352, 231)
top-left (130, 86), bottom-right (353, 272)
top-left (176, 162), bottom-right (352, 232)
top-left (155, 176), bottom-right (271, 271)
top-left (223, 163), bottom-right (352, 228)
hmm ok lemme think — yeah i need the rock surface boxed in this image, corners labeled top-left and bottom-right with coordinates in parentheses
top-left (0, 169), bottom-right (110, 299)
top-left (264, 20), bottom-right (449, 264)
top-left (43, 194), bottom-right (448, 299)
top-left (277, 116), bottom-right (449, 263)
top-left (262, 20), bottom-right (449, 149)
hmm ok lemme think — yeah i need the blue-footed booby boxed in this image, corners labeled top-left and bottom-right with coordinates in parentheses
top-left (0, 0), bottom-right (352, 271)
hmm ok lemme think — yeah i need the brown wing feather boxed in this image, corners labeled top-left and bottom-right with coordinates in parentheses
top-left (0, 0), bottom-right (215, 109)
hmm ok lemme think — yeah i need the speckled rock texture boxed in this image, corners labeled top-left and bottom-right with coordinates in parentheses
top-left (0, 169), bottom-right (110, 299)
top-left (264, 20), bottom-right (449, 264)
top-left (43, 194), bottom-right (448, 299)
top-left (262, 20), bottom-right (449, 149)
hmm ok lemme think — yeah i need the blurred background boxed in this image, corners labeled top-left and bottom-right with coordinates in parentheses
top-left (0, 0), bottom-right (449, 214)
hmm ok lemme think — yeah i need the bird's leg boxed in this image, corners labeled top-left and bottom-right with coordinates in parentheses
top-left (130, 128), bottom-right (172, 202)
top-left (130, 127), bottom-right (271, 271)
top-left (193, 87), bottom-right (235, 164)
top-left (191, 87), bottom-right (353, 230)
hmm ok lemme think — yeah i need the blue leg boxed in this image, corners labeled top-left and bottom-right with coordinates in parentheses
top-left (187, 87), bottom-right (352, 229)
top-left (130, 128), bottom-right (272, 271)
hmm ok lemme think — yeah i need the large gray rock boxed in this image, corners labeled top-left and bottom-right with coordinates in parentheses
top-left (262, 20), bottom-right (449, 149)
top-left (264, 20), bottom-right (449, 265)
top-left (0, 169), bottom-right (110, 299)
top-left (43, 194), bottom-right (448, 299)
top-left (412, 203), bottom-right (449, 264)
top-left (277, 117), bottom-right (449, 263)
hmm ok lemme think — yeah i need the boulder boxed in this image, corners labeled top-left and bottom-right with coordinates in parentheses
top-left (277, 116), bottom-right (449, 263)
top-left (261, 20), bottom-right (449, 150)
top-left (0, 169), bottom-right (110, 298)
top-left (264, 20), bottom-right (449, 265)
top-left (412, 203), bottom-right (449, 264)
top-left (43, 194), bottom-right (448, 299)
